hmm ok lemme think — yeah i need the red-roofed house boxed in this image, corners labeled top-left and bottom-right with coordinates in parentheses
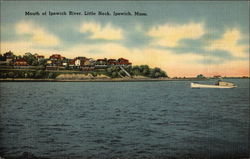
top-left (14, 59), bottom-right (28, 66)
top-left (107, 59), bottom-right (117, 66)
top-left (95, 58), bottom-right (107, 68)
top-left (117, 58), bottom-right (132, 66)
top-left (49, 54), bottom-right (64, 60)
top-left (47, 54), bottom-right (65, 66)
top-left (37, 55), bottom-right (45, 61)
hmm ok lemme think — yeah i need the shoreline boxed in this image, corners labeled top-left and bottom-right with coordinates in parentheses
top-left (0, 77), bottom-right (247, 82)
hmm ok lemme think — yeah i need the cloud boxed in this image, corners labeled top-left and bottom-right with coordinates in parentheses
top-left (148, 22), bottom-right (205, 47)
top-left (80, 22), bottom-right (123, 40)
top-left (16, 21), bottom-right (60, 46)
top-left (206, 28), bottom-right (249, 58)
top-left (0, 41), bottom-right (59, 56)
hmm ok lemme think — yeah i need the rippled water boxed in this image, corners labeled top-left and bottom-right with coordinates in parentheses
top-left (0, 79), bottom-right (249, 158)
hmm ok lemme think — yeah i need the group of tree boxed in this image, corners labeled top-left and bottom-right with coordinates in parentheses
top-left (131, 65), bottom-right (168, 78)
top-left (0, 51), bottom-right (46, 66)
top-left (0, 70), bottom-right (58, 79)
top-left (196, 74), bottom-right (206, 79)
top-left (104, 65), bottom-right (168, 78)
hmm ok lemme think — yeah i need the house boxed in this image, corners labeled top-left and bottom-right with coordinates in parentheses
top-left (75, 59), bottom-right (81, 67)
top-left (68, 59), bottom-right (75, 68)
top-left (13, 59), bottom-right (29, 69)
top-left (117, 58), bottom-right (132, 66)
top-left (48, 54), bottom-right (65, 66)
top-left (95, 58), bottom-right (108, 68)
top-left (81, 58), bottom-right (96, 71)
top-left (62, 59), bottom-right (69, 67)
top-left (67, 58), bottom-right (81, 68)
top-left (14, 59), bottom-right (28, 66)
top-left (0, 54), bottom-right (7, 65)
top-left (37, 55), bottom-right (45, 62)
top-left (107, 59), bottom-right (117, 66)
top-left (46, 59), bottom-right (60, 70)
top-left (49, 54), bottom-right (64, 60)
top-left (83, 58), bottom-right (95, 66)
top-left (3, 51), bottom-right (15, 64)
top-left (46, 60), bottom-right (52, 65)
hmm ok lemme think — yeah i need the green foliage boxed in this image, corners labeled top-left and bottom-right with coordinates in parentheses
top-left (34, 70), bottom-right (46, 78)
top-left (8, 72), bottom-right (14, 78)
top-left (103, 65), bottom-right (168, 78)
top-left (23, 52), bottom-right (37, 65)
top-left (48, 72), bottom-right (57, 79)
top-left (91, 72), bottom-right (97, 77)
top-left (38, 59), bottom-right (46, 66)
top-left (27, 72), bottom-right (34, 78)
top-left (111, 72), bottom-right (118, 78)
top-left (130, 65), bottom-right (167, 78)
top-left (197, 74), bottom-right (206, 79)
top-left (105, 66), bottom-right (120, 78)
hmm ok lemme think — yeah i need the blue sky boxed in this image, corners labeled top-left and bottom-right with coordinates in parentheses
top-left (1, 1), bottom-right (249, 77)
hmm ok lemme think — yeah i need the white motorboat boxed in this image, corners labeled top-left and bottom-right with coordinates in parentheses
top-left (191, 81), bottom-right (237, 88)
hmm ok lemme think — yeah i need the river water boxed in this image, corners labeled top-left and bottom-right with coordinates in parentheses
top-left (0, 79), bottom-right (249, 158)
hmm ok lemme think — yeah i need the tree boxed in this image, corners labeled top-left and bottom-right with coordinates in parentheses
top-left (149, 67), bottom-right (168, 78)
top-left (118, 70), bottom-right (126, 77)
top-left (92, 72), bottom-right (97, 77)
top-left (111, 72), bottom-right (118, 78)
top-left (197, 74), bottom-right (206, 79)
top-left (38, 59), bottom-right (46, 66)
top-left (106, 67), bottom-right (112, 74)
top-left (23, 53), bottom-right (36, 65)
top-left (34, 70), bottom-right (45, 78)
top-left (142, 67), bottom-right (150, 76)
top-left (8, 72), bottom-right (14, 78)
top-left (48, 72), bottom-right (56, 79)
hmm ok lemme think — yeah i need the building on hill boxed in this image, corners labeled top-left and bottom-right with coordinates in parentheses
top-left (14, 59), bottom-right (28, 66)
top-left (37, 55), bottom-right (45, 62)
top-left (3, 51), bottom-right (15, 64)
top-left (117, 58), bottom-right (132, 66)
top-left (95, 58), bottom-right (108, 68)
top-left (48, 54), bottom-right (65, 66)
top-left (81, 58), bottom-right (96, 71)
top-left (107, 59), bottom-right (117, 66)
top-left (49, 54), bottom-right (64, 60)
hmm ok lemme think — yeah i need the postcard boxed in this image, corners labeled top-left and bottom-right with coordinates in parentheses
top-left (0, 1), bottom-right (249, 159)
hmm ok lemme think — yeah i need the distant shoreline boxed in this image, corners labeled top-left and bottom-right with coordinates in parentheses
top-left (0, 77), bottom-right (248, 82)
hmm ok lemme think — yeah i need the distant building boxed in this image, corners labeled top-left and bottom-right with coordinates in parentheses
top-left (48, 54), bottom-right (65, 66)
top-left (107, 59), bottom-right (117, 66)
top-left (14, 59), bottom-right (28, 66)
top-left (62, 59), bottom-right (69, 67)
top-left (117, 58), bottom-right (132, 66)
top-left (3, 51), bottom-right (15, 64)
top-left (213, 75), bottom-right (222, 78)
top-left (37, 55), bottom-right (45, 62)
top-left (75, 59), bottom-right (81, 67)
top-left (95, 58), bottom-right (108, 68)
top-left (49, 54), bottom-right (64, 60)
top-left (67, 59), bottom-right (74, 68)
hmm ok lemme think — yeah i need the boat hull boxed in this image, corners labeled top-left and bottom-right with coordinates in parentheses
top-left (191, 83), bottom-right (236, 88)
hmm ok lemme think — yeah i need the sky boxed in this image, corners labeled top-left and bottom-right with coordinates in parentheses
top-left (0, 1), bottom-right (249, 77)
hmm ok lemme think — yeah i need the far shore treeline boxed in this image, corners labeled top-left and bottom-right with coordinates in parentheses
top-left (0, 51), bottom-right (168, 79)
